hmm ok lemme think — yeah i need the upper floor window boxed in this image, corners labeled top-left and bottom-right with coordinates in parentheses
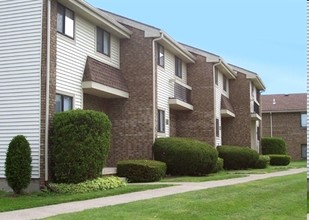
top-left (301, 113), bottom-right (307, 128)
top-left (57, 3), bottom-right (74, 38)
top-left (223, 75), bottom-right (227, 91)
top-left (56, 94), bottom-right (73, 113)
top-left (175, 56), bottom-right (182, 78)
top-left (157, 44), bottom-right (165, 67)
top-left (157, 110), bottom-right (165, 133)
top-left (97, 27), bottom-right (110, 56)
top-left (215, 68), bottom-right (218, 85)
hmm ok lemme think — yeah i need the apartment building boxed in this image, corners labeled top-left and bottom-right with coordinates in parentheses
top-left (0, 0), bottom-right (265, 191)
top-left (261, 93), bottom-right (306, 160)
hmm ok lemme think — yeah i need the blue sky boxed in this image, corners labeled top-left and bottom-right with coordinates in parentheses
top-left (87, 0), bottom-right (306, 95)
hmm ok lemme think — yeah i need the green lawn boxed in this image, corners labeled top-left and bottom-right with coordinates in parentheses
top-left (161, 160), bottom-right (306, 182)
top-left (0, 184), bottom-right (172, 212)
top-left (46, 172), bottom-right (306, 220)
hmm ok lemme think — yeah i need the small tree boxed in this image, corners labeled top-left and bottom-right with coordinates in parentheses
top-left (5, 135), bottom-right (32, 194)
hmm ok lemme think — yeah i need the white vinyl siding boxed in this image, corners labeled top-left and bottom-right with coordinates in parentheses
top-left (0, 0), bottom-right (42, 178)
top-left (157, 49), bottom-right (188, 137)
top-left (57, 14), bottom-right (120, 109)
top-left (215, 69), bottom-right (229, 146)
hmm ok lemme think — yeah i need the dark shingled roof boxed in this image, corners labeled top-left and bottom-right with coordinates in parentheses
top-left (221, 95), bottom-right (235, 113)
top-left (83, 56), bottom-right (128, 92)
top-left (261, 93), bottom-right (306, 112)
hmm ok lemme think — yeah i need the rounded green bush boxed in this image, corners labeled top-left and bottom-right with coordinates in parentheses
top-left (261, 137), bottom-right (287, 155)
top-left (51, 109), bottom-right (111, 183)
top-left (268, 154), bottom-right (291, 166)
top-left (117, 160), bottom-right (166, 182)
top-left (217, 145), bottom-right (259, 170)
top-left (211, 157), bottom-right (224, 173)
top-left (5, 135), bottom-right (32, 194)
top-left (153, 137), bottom-right (218, 176)
top-left (253, 155), bottom-right (270, 169)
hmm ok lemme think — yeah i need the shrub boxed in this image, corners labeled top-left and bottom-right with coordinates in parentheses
top-left (211, 158), bottom-right (224, 173)
top-left (51, 109), bottom-right (111, 184)
top-left (117, 160), bottom-right (166, 182)
top-left (253, 155), bottom-right (270, 169)
top-left (217, 145), bottom-right (259, 170)
top-left (261, 137), bottom-right (287, 155)
top-left (268, 154), bottom-right (291, 166)
top-left (5, 135), bottom-right (32, 194)
top-left (153, 137), bottom-right (218, 176)
top-left (49, 176), bottom-right (126, 193)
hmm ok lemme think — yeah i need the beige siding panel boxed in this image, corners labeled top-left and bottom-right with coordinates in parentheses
top-left (0, 0), bottom-right (42, 178)
top-left (56, 15), bottom-right (121, 109)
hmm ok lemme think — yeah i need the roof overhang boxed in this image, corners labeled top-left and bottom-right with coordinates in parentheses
top-left (230, 64), bottom-right (266, 90)
top-left (169, 98), bottom-right (193, 111)
top-left (58, 0), bottom-right (131, 39)
top-left (82, 81), bottom-right (129, 99)
top-left (221, 109), bottom-right (235, 118)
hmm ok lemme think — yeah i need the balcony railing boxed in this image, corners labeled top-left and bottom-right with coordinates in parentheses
top-left (250, 100), bottom-right (261, 120)
top-left (173, 82), bottom-right (192, 104)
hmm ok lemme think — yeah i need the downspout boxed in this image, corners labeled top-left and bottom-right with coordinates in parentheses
top-left (152, 31), bottom-right (164, 145)
top-left (213, 61), bottom-right (221, 147)
top-left (45, 0), bottom-right (51, 183)
top-left (270, 112), bottom-right (273, 137)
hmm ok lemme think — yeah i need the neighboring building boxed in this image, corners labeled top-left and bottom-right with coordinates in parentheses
top-left (0, 0), bottom-right (266, 191)
top-left (261, 93), bottom-right (307, 160)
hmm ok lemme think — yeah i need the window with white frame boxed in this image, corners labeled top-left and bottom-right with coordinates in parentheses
top-left (158, 110), bottom-right (165, 132)
top-left (57, 3), bottom-right (74, 38)
top-left (157, 44), bottom-right (164, 67)
top-left (56, 94), bottom-right (73, 113)
top-left (97, 27), bottom-right (111, 56)
top-left (175, 56), bottom-right (182, 78)
top-left (301, 113), bottom-right (307, 128)
top-left (223, 75), bottom-right (227, 91)
top-left (301, 144), bottom-right (307, 159)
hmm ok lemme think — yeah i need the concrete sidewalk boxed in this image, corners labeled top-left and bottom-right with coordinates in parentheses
top-left (0, 168), bottom-right (305, 220)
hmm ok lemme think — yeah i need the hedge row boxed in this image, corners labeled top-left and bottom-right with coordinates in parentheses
top-left (153, 137), bottom-right (218, 176)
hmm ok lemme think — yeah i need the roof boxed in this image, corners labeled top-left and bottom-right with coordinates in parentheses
top-left (261, 93), bottom-right (306, 113)
top-left (83, 56), bottom-right (128, 92)
top-left (229, 64), bottom-right (266, 90)
top-left (99, 9), bottom-right (195, 63)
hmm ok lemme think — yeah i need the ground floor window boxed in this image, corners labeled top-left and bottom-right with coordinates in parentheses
top-left (56, 94), bottom-right (73, 112)
top-left (158, 110), bottom-right (165, 133)
top-left (301, 144), bottom-right (307, 159)
top-left (216, 118), bottom-right (219, 137)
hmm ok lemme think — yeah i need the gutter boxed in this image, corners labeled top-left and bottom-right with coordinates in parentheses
top-left (152, 31), bottom-right (164, 144)
top-left (45, 0), bottom-right (51, 183)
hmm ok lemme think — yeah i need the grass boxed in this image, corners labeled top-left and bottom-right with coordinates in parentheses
top-left (0, 184), bottom-right (172, 212)
top-left (46, 172), bottom-right (306, 220)
top-left (161, 160), bottom-right (306, 182)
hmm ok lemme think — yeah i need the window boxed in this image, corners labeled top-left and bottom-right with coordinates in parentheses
top-left (157, 44), bottom-right (164, 67)
top-left (175, 56), bottom-right (182, 78)
top-left (301, 113), bottom-right (307, 128)
top-left (57, 3), bottom-right (74, 38)
top-left (158, 110), bottom-right (165, 132)
top-left (215, 68), bottom-right (218, 85)
top-left (56, 94), bottom-right (73, 113)
top-left (216, 118), bottom-right (219, 137)
top-left (223, 75), bottom-right (227, 91)
top-left (301, 144), bottom-right (307, 159)
top-left (97, 27), bottom-right (110, 56)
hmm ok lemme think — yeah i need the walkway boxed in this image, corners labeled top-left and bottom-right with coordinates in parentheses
top-left (0, 168), bottom-right (305, 220)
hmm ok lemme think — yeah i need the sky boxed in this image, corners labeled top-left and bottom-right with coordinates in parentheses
top-left (87, 0), bottom-right (306, 95)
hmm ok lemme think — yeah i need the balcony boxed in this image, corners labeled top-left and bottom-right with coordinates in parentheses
top-left (169, 79), bottom-right (193, 111)
top-left (251, 100), bottom-right (261, 120)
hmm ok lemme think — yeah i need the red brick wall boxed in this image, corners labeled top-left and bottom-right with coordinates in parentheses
top-left (262, 112), bottom-right (306, 160)
top-left (84, 26), bottom-right (155, 166)
top-left (222, 72), bottom-right (251, 147)
top-left (174, 54), bottom-right (216, 146)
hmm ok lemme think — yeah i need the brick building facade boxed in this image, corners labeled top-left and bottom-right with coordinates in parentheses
top-left (262, 94), bottom-right (307, 160)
